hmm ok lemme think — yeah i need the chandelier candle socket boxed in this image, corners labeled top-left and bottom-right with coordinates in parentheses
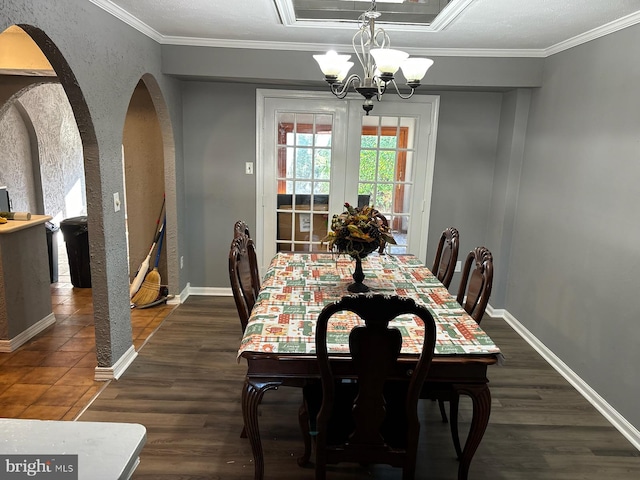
top-left (313, 0), bottom-right (434, 114)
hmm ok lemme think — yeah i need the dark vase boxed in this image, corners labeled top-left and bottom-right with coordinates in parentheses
top-left (347, 256), bottom-right (370, 293)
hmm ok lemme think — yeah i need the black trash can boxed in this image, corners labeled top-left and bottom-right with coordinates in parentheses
top-left (45, 221), bottom-right (59, 283)
top-left (60, 216), bottom-right (91, 288)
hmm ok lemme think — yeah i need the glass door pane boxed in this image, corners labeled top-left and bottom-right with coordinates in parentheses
top-left (357, 115), bottom-right (417, 254)
top-left (275, 112), bottom-right (333, 252)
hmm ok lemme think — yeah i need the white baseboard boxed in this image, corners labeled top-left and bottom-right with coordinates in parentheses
top-left (0, 313), bottom-right (56, 352)
top-left (94, 345), bottom-right (138, 381)
top-left (486, 304), bottom-right (640, 451)
top-left (186, 286), bottom-right (232, 297)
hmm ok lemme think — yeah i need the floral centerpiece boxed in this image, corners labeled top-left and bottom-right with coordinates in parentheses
top-left (322, 203), bottom-right (396, 292)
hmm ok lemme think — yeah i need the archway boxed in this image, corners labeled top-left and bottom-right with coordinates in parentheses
top-left (0, 25), bottom-right (124, 375)
top-left (123, 75), bottom-right (178, 304)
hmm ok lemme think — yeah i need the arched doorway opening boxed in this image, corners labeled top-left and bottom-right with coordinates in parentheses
top-left (0, 25), bottom-right (177, 419)
top-left (123, 76), bottom-right (178, 306)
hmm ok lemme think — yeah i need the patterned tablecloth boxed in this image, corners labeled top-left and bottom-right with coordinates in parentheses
top-left (238, 252), bottom-right (501, 358)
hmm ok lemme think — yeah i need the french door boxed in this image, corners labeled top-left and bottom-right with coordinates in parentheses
top-left (256, 90), bottom-right (439, 272)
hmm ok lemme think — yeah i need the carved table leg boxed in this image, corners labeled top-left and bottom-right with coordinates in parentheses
top-left (453, 384), bottom-right (491, 480)
top-left (242, 378), bottom-right (282, 480)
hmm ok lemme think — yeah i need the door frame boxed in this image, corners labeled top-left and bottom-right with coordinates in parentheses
top-left (256, 89), bottom-right (440, 272)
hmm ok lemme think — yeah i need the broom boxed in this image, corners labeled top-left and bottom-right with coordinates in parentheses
top-left (132, 216), bottom-right (166, 306)
top-left (129, 196), bottom-right (165, 298)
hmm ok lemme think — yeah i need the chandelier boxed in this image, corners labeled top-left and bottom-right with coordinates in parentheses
top-left (313, 0), bottom-right (433, 115)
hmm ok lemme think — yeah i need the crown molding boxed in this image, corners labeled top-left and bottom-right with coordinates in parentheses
top-left (90, 0), bottom-right (640, 60)
top-left (160, 35), bottom-right (547, 58)
top-left (545, 9), bottom-right (640, 56)
top-left (87, 0), bottom-right (163, 42)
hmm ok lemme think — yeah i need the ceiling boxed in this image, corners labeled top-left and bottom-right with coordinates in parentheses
top-left (89, 0), bottom-right (640, 57)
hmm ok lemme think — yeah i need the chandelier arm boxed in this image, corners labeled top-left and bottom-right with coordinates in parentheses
top-left (330, 75), bottom-right (362, 99)
top-left (387, 79), bottom-right (417, 100)
top-left (353, 31), bottom-right (367, 74)
top-left (315, 0), bottom-right (432, 115)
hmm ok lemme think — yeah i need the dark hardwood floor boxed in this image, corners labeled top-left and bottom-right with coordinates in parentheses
top-left (80, 296), bottom-right (640, 479)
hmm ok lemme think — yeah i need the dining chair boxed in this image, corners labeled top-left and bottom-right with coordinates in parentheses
top-left (228, 234), bottom-right (260, 333)
top-left (309, 294), bottom-right (437, 480)
top-left (233, 220), bottom-right (252, 239)
top-left (229, 232), bottom-right (263, 440)
top-left (431, 227), bottom-right (460, 289)
top-left (232, 220), bottom-right (261, 307)
top-left (429, 245), bottom-right (494, 459)
top-left (456, 245), bottom-right (493, 324)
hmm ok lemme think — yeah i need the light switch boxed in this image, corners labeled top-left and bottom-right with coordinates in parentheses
top-left (245, 162), bottom-right (254, 175)
top-left (113, 192), bottom-right (121, 212)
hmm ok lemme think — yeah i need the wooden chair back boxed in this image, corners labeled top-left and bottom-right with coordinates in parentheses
top-left (232, 220), bottom-right (260, 296)
top-left (314, 294), bottom-right (437, 479)
top-left (456, 246), bottom-right (493, 323)
top-left (228, 235), bottom-right (260, 332)
top-left (431, 227), bottom-right (460, 288)
top-left (233, 220), bottom-right (252, 239)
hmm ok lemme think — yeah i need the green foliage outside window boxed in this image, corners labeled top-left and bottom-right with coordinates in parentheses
top-left (358, 134), bottom-right (398, 211)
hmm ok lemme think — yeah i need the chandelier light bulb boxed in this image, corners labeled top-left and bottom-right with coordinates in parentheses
top-left (401, 57), bottom-right (434, 83)
top-left (370, 48), bottom-right (409, 75)
top-left (337, 62), bottom-right (354, 83)
top-left (313, 50), bottom-right (351, 77)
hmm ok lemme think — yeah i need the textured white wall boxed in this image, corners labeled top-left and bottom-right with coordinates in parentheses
top-left (0, 103), bottom-right (36, 212)
top-left (0, 83), bottom-right (86, 222)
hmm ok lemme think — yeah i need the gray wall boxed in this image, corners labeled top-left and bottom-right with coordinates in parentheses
top-left (507, 25), bottom-right (640, 428)
top-left (181, 82), bottom-right (504, 289)
top-left (426, 90), bottom-right (503, 289)
top-left (163, 45), bottom-right (545, 89)
top-left (2, 0), bottom-right (185, 368)
top-left (182, 82), bottom-right (258, 288)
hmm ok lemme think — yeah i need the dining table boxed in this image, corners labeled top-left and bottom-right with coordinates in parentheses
top-left (238, 251), bottom-right (502, 480)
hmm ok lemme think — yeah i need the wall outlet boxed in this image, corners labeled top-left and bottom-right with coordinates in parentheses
top-left (245, 162), bottom-right (254, 175)
top-left (180, 256), bottom-right (184, 269)
top-left (455, 260), bottom-right (462, 272)
top-left (113, 192), bottom-right (121, 212)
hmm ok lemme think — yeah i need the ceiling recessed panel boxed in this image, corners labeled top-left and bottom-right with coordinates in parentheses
top-left (289, 0), bottom-right (452, 27)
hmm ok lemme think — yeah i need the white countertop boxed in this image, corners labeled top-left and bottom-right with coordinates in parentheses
top-left (0, 419), bottom-right (146, 480)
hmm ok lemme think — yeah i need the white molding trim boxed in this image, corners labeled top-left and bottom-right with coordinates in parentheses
top-left (94, 345), bottom-right (138, 381)
top-left (188, 286), bottom-right (233, 297)
top-left (546, 10), bottom-right (640, 56)
top-left (87, 0), bottom-right (163, 42)
top-left (486, 304), bottom-right (640, 451)
top-left (0, 313), bottom-right (56, 352)
top-left (179, 283), bottom-right (191, 304)
top-left (158, 36), bottom-right (547, 58)
top-left (89, 0), bottom-right (640, 58)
